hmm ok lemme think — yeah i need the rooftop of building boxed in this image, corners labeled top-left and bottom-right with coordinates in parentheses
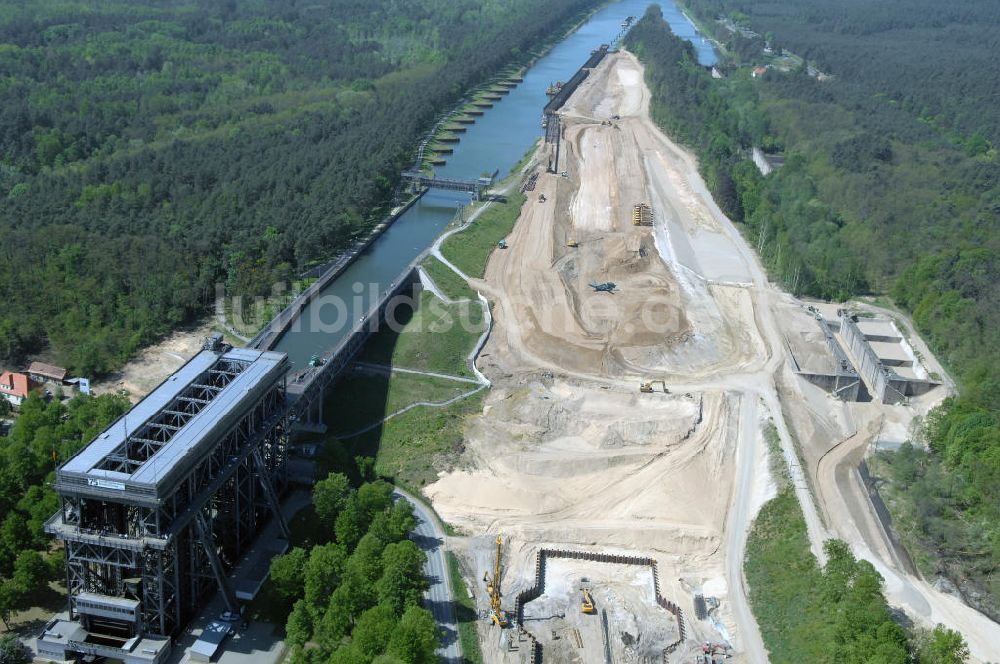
top-left (37, 615), bottom-right (170, 663)
top-left (0, 371), bottom-right (32, 398)
top-left (57, 346), bottom-right (287, 497)
top-left (28, 361), bottom-right (68, 381)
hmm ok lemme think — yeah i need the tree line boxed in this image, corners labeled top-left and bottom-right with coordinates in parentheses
top-left (0, 391), bottom-right (129, 627)
top-left (746, 487), bottom-right (968, 664)
top-left (270, 473), bottom-right (438, 663)
top-left (626, 2), bottom-right (1000, 621)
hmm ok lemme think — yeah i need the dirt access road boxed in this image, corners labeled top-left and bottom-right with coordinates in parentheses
top-left (425, 51), bottom-right (815, 664)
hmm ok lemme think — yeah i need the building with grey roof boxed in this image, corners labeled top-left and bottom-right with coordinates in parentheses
top-left (39, 336), bottom-right (291, 663)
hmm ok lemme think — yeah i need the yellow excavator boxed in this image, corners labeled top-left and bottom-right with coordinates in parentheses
top-left (483, 535), bottom-right (509, 627)
top-left (581, 588), bottom-right (595, 614)
top-left (640, 380), bottom-right (668, 393)
top-left (567, 237), bottom-right (579, 247)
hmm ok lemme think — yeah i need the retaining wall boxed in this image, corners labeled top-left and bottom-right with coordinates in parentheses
top-left (542, 44), bottom-right (609, 117)
top-left (840, 314), bottom-right (937, 404)
top-left (858, 461), bottom-right (919, 576)
top-left (513, 548), bottom-right (685, 663)
top-left (795, 316), bottom-right (863, 401)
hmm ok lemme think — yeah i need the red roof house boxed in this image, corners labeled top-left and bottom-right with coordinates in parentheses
top-left (0, 371), bottom-right (33, 406)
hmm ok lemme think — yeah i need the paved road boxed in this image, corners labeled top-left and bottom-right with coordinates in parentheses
top-left (394, 488), bottom-right (463, 663)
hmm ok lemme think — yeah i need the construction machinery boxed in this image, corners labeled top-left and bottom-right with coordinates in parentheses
top-left (699, 642), bottom-right (733, 662)
top-left (498, 239), bottom-right (508, 249)
top-left (567, 238), bottom-right (579, 248)
top-left (632, 202), bottom-right (653, 226)
top-left (483, 535), bottom-right (509, 627)
top-left (581, 588), bottom-right (595, 614)
top-left (639, 380), bottom-right (668, 393)
top-left (538, 193), bottom-right (547, 203)
top-left (589, 281), bottom-right (616, 293)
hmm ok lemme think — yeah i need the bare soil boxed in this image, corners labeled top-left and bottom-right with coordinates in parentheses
top-left (429, 53), bottom-right (764, 663)
top-left (91, 322), bottom-right (216, 401)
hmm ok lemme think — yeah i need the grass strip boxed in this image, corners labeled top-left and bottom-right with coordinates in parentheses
top-left (440, 191), bottom-right (526, 278)
top-left (423, 256), bottom-right (478, 301)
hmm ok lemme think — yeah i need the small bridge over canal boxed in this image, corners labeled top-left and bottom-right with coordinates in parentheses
top-left (401, 170), bottom-right (495, 200)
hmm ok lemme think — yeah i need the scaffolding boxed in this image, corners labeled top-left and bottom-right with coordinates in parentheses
top-left (41, 342), bottom-right (290, 663)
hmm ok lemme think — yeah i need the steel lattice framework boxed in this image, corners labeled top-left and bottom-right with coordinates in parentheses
top-left (45, 340), bottom-right (291, 656)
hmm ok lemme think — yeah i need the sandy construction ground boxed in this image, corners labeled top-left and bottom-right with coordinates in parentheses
top-left (521, 559), bottom-right (680, 663)
top-left (428, 52), bottom-right (775, 663)
top-left (428, 49), bottom-right (1000, 664)
top-left (473, 55), bottom-right (764, 382)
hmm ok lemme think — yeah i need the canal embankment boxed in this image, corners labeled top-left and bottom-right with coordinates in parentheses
top-left (249, 192), bottom-right (425, 351)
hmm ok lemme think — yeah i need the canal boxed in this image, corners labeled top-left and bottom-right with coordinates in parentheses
top-left (273, 0), bottom-right (717, 369)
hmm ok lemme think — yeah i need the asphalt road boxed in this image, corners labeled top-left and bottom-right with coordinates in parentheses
top-left (394, 488), bottom-right (463, 663)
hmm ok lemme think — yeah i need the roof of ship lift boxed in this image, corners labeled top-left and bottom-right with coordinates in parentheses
top-left (59, 347), bottom-right (287, 492)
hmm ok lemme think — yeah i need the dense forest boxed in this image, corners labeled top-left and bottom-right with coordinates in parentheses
top-left (689, 0), bottom-right (1000, 148)
top-left (627, 1), bottom-right (1000, 620)
top-left (271, 474), bottom-right (439, 663)
top-left (0, 391), bottom-right (129, 624)
top-left (0, 0), bottom-right (603, 374)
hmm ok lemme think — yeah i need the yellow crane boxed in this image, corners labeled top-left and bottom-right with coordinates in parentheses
top-left (581, 588), bottom-right (595, 614)
top-left (483, 534), bottom-right (509, 627)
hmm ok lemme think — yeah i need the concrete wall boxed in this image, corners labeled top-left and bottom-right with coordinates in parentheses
top-left (751, 147), bottom-right (773, 176)
top-left (841, 314), bottom-right (902, 403)
top-left (840, 314), bottom-right (938, 404)
top-left (793, 316), bottom-right (863, 401)
top-left (799, 372), bottom-right (862, 402)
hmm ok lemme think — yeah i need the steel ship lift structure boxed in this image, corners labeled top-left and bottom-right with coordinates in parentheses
top-left (39, 336), bottom-right (290, 664)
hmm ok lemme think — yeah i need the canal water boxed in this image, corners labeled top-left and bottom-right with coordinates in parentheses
top-left (274, 0), bottom-right (717, 368)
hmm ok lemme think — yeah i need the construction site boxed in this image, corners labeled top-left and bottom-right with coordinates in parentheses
top-left (429, 49), bottom-right (770, 663)
top-left (426, 46), bottom-right (1000, 663)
